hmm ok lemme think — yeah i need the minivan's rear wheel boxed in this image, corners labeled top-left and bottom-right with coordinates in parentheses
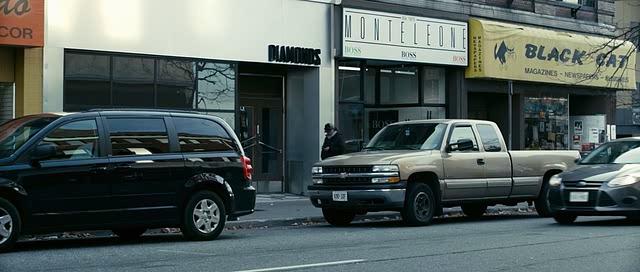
top-left (112, 228), bottom-right (146, 240)
top-left (182, 191), bottom-right (226, 241)
top-left (0, 198), bottom-right (20, 253)
top-left (402, 183), bottom-right (436, 226)
top-left (553, 213), bottom-right (577, 224)
top-left (461, 204), bottom-right (488, 218)
top-left (322, 208), bottom-right (356, 226)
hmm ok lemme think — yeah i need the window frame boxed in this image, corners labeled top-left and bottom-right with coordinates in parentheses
top-left (476, 124), bottom-right (503, 152)
top-left (103, 116), bottom-right (178, 157)
top-left (32, 117), bottom-right (105, 162)
top-left (446, 124), bottom-right (480, 152)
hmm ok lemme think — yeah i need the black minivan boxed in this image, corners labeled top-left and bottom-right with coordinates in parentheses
top-left (0, 109), bottom-right (256, 251)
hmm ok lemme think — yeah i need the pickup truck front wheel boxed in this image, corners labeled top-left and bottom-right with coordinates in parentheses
top-left (402, 183), bottom-right (436, 226)
top-left (322, 208), bottom-right (356, 226)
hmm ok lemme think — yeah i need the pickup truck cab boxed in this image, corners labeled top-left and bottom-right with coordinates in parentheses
top-left (309, 119), bottom-right (579, 226)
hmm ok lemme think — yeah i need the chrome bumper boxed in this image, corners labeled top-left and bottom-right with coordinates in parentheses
top-left (308, 189), bottom-right (406, 211)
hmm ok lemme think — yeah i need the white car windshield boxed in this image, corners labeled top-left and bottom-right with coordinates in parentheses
top-left (579, 141), bottom-right (640, 164)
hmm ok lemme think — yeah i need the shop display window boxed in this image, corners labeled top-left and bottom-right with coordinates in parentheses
top-left (337, 61), bottom-right (447, 153)
top-left (524, 97), bottom-right (569, 150)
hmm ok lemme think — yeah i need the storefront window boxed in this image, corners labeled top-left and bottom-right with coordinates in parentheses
top-left (63, 51), bottom-right (236, 126)
top-left (380, 67), bottom-right (418, 104)
top-left (365, 107), bottom-right (446, 141)
top-left (157, 59), bottom-right (195, 109)
top-left (64, 53), bottom-right (111, 110)
top-left (364, 68), bottom-right (375, 104)
top-left (422, 67), bottom-right (446, 104)
top-left (338, 103), bottom-right (364, 153)
top-left (112, 56), bottom-right (155, 107)
top-left (336, 61), bottom-right (447, 153)
top-left (524, 97), bottom-right (569, 150)
top-left (338, 64), bottom-right (361, 102)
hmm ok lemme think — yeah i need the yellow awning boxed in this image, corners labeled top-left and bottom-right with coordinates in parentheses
top-left (465, 19), bottom-right (637, 90)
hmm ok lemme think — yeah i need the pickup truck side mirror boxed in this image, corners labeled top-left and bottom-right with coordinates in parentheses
top-left (30, 143), bottom-right (57, 163)
top-left (447, 139), bottom-right (474, 152)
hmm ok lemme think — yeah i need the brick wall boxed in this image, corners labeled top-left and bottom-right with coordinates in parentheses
top-left (15, 47), bottom-right (43, 116)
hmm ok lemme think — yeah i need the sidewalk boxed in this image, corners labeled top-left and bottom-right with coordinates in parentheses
top-left (226, 193), bottom-right (535, 229)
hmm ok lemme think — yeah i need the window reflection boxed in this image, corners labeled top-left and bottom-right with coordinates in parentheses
top-left (107, 119), bottom-right (170, 156)
top-left (63, 51), bottom-right (236, 129)
top-left (196, 62), bottom-right (236, 111)
top-left (41, 120), bottom-right (99, 161)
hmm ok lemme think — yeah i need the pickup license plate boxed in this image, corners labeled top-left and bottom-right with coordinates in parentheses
top-left (569, 191), bottom-right (589, 202)
top-left (332, 191), bottom-right (348, 202)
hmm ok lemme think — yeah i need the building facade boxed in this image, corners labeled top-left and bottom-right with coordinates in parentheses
top-left (42, 0), bottom-right (335, 194)
top-left (334, 0), bottom-right (636, 155)
top-left (3, 0), bottom-right (637, 195)
top-left (614, 0), bottom-right (640, 137)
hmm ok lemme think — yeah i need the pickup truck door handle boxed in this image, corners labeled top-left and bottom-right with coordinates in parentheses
top-left (477, 159), bottom-right (486, 165)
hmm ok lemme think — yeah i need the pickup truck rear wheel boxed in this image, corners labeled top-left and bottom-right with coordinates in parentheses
top-left (322, 208), bottom-right (356, 226)
top-left (461, 204), bottom-right (487, 217)
top-left (534, 179), bottom-right (553, 217)
top-left (402, 183), bottom-right (435, 226)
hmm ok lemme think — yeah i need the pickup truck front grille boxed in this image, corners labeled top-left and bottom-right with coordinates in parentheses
top-left (323, 177), bottom-right (372, 185)
top-left (323, 166), bottom-right (372, 174)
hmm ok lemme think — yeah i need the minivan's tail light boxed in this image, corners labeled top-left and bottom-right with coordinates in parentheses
top-left (241, 156), bottom-right (253, 181)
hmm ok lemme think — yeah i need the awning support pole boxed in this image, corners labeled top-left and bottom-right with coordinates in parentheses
top-left (508, 80), bottom-right (513, 150)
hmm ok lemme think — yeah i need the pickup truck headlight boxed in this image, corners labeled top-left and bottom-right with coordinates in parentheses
top-left (371, 177), bottom-right (401, 184)
top-left (372, 165), bottom-right (399, 172)
top-left (549, 175), bottom-right (562, 187)
top-left (608, 175), bottom-right (640, 187)
top-left (311, 166), bottom-right (323, 174)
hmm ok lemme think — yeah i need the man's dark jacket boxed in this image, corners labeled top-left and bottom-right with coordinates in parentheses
top-left (321, 132), bottom-right (346, 160)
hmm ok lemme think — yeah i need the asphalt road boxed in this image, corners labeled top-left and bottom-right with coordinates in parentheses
top-left (1, 215), bottom-right (639, 272)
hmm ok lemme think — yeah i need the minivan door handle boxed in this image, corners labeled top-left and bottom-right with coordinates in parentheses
top-left (477, 159), bottom-right (486, 165)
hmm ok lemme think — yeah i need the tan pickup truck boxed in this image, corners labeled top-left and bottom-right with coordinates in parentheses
top-left (309, 119), bottom-right (580, 226)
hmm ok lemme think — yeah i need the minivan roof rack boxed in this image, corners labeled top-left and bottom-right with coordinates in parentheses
top-left (84, 108), bottom-right (202, 114)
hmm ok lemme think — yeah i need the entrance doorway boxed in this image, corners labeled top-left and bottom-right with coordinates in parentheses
top-left (238, 74), bottom-right (284, 193)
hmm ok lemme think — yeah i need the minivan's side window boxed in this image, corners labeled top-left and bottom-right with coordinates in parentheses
top-left (173, 117), bottom-right (236, 152)
top-left (477, 124), bottom-right (502, 152)
top-left (107, 118), bottom-right (170, 156)
top-left (39, 119), bottom-right (99, 161)
top-left (448, 126), bottom-right (479, 151)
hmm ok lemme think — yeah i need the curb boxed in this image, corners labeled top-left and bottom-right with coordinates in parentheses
top-left (225, 206), bottom-right (536, 229)
top-left (21, 206), bottom-right (536, 241)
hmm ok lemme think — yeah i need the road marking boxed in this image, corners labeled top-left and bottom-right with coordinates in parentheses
top-left (157, 249), bottom-right (217, 256)
top-left (234, 259), bottom-right (366, 272)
